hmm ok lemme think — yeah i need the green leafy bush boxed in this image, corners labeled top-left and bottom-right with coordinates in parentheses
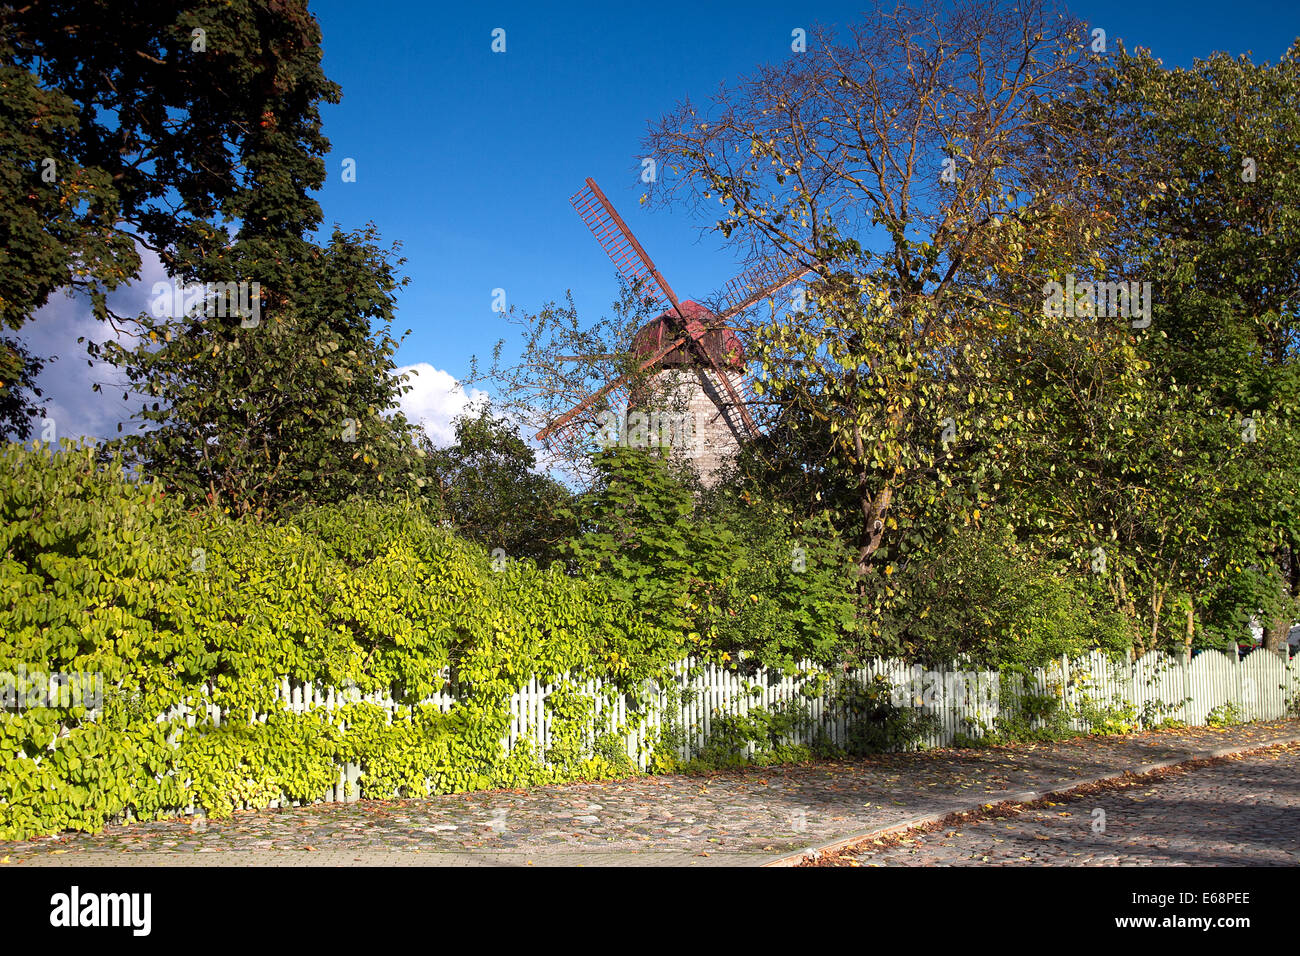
top-left (420, 408), bottom-right (575, 565)
top-left (1205, 702), bottom-right (1244, 728)
top-left (0, 441), bottom-right (679, 839)
top-left (684, 700), bottom-right (815, 770)
top-left (821, 675), bottom-right (942, 755)
top-left (877, 524), bottom-right (1132, 667)
top-left (563, 448), bottom-right (857, 671)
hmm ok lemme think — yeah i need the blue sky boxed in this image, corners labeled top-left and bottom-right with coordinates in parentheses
top-left (23, 0), bottom-right (1300, 444)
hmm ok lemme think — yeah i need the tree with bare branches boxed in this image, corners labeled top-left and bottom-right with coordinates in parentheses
top-left (642, 0), bottom-right (1109, 583)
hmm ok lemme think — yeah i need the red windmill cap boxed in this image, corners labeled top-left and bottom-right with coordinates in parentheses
top-left (630, 301), bottom-right (745, 370)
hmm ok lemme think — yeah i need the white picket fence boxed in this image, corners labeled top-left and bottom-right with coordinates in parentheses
top-left (152, 648), bottom-right (1298, 812)
top-left (488, 649), bottom-right (1299, 766)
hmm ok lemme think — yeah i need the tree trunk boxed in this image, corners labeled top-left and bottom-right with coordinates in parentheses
top-left (857, 484), bottom-right (893, 576)
top-left (1115, 568), bottom-right (1139, 658)
top-left (1263, 544), bottom-right (1297, 654)
top-left (1263, 614), bottom-right (1289, 654)
top-left (851, 423), bottom-right (893, 576)
top-left (1148, 588), bottom-right (1165, 655)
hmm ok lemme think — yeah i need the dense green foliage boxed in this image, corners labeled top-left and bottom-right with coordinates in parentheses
top-left (873, 525), bottom-right (1131, 667)
top-left (563, 448), bottom-right (857, 670)
top-left (1, 1), bottom-right (339, 321)
top-left (0, 441), bottom-right (964, 838)
top-left (0, 442), bottom-right (678, 838)
top-left (0, 0), bottom-right (340, 437)
top-left (102, 225), bottom-right (425, 517)
top-left (0, 336), bottom-right (44, 439)
top-left (423, 408), bottom-right (575, 565)
top-left (2, 2), bottom-right (424, 516)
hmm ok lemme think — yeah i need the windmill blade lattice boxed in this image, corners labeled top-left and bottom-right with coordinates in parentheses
top-left (715, 257), bottom-right (812, 323)
top-left (536, 329), bottom-right (692, 443)
top-left (542, 380), bottom-right (632, 464)
top-left (570, 178), bottom-right (679, 316)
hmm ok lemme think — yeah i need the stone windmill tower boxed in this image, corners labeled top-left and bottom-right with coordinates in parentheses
top-left (536, 177), bottom-right (807, 487)
top-left (626, 300), bottom-right (749, 485)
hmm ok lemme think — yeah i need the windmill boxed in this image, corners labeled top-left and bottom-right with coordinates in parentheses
top-left (536, 177), bottom-right (809, 486)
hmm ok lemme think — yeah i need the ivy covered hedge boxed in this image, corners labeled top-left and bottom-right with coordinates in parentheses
top-left (0, 442), bottom-right (683, 839)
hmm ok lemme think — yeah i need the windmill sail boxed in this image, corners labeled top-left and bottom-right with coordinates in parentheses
top-left (536, 329), bottom-right (693, 443)
top-left (570, 178), bottom-right (680, 315)
top-left (716, 257), bottom-right (812, 321)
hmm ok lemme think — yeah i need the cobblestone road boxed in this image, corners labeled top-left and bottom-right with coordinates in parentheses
top-left (808, 741), bottom-right (1300, 867)
top-left (3, 720), bottom-right (1296, 867)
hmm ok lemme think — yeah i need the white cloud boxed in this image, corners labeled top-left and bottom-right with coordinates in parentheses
top-left (395, 363), bottom-right (489, 447)
top-left (392, 368), bottom-right (585, 483)
top-left (14, 255), bottom-right (159, 443)
top-left (15, 250), bottom-right (494, 455)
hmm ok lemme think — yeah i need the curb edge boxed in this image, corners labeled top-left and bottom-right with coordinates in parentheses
top-left (758, 731), bottom-right (1300, 868)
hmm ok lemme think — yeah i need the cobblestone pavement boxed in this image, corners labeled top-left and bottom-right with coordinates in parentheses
top-left (4, 849), bottom-right (763, 867)
top-left (2, 720), bottom-right (1296, 867)
top-left (807, 741), bottom-right (1300, 867)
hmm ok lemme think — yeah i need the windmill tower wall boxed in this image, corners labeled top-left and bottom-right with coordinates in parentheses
top-left (640, 367), bottom-right (747, 488)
